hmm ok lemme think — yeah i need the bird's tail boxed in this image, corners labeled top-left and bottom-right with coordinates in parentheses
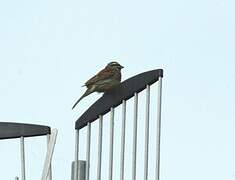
top-left (72, 88), bottom-right (94, 109)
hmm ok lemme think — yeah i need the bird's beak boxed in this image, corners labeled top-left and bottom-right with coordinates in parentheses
top-left (120, 65), bottom-right (124, 69)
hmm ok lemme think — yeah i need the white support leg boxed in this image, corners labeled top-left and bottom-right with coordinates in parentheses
top-left (20, 136), bottom-right (26, 180)
top-left (41, 129), bottom-right (58, 180)
top-left (155, 77), bottom-right (163, 180)
top-left (47, 134), bottom-right (52, 180)
top-left (74, 130), bottom-right (79, 180)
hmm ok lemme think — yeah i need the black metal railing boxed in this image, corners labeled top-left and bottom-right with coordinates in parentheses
top-left (73, 69), bottom-right (163, 180)
top-left (0, 122), bottom-right (50, 140)
top-left (75, 69), bottom-right (163, 130)
top-left (0, 122), bottom-right (53, 180)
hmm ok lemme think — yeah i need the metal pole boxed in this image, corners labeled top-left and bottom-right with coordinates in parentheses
top-left (47, 135), bottom-right (52, 180)
top-left (132, 93), bottom-right (138, 180)
top-left (74, 130), bottom-right (79, 180)
top-left (97, 115), bottom-right (103, 180)
top-left (20, 136), bottom-right (26, 180)
top-left (86, 123), bottom-right (91, 180)
top-left (109, 108), bottom-right (115, 180)
top-left (144, 85), bottom-right (150, 180)
top-left (155, 77), bottom-right (163, 180)
top-left (120, 100), bottom-right (126, 180)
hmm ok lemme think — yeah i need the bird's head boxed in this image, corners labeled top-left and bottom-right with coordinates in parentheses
top-left (107, 61), bottom-right (124, 70)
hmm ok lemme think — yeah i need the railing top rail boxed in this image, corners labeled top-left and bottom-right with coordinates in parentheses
top-left (0, 122), bottom-right (51, 140)
top-left (75, 69), bottom-right (163, 130)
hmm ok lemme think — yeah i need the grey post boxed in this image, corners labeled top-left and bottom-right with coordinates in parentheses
top-left (132, 93), bottom-right (138, 180)
top-left (109, 108), bottom-right (115, 180)
top-left (86, 123), bottom-right (91, 180)
top-left (20, 136), bottom-right (26, 180)
top-left (97, 115), bottom-right (103, 180)
top-left (120, 100), bottom-right (126, 180)
top-left (71, 161), bottom-right (86, 180)
top-left (144, 85), bottom-right (150, 180)
top-left (74, 130), bottom-right (79, 180)
top-left (155, 77), bottom-right (163, 180)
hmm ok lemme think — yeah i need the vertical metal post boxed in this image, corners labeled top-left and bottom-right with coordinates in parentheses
top-left (132, 93), bottom-right (138, 180)
top-left (120, 100), bottom-right (126, 180)
top-left (155, 77), bottom-right (163, 180)
top-left (74, 130), bottom-right (79, 180)
top-left (20, 136), bottom-right (26, 180)
top-left (144, 85), bottom-right (150, 180)
top-left (109, 108), bottom-right (115, 180)
top-left (97, 115), bottom-right (103, 180)
top-left (47, 135), bottom-right (52, 180)
top-left (86, 123), bottom-right (91, 180)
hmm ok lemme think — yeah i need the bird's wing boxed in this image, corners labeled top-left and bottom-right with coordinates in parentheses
top-left (84, 67), bottom-right (114, 87)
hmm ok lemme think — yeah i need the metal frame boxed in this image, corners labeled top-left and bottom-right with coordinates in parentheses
top-left (0, 70), bottom-right (163, 180)
top-left (0, 122), bottom-right (53, 180)
top-left (74, 69), bottom-right (164, 180)
top-left (75, 69), bottom-right (163, 129)
top-left (0, 122), bottom-right (50, 140)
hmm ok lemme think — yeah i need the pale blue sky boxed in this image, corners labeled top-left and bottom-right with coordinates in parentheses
top-left (0, 0), bottom-right (235, 179)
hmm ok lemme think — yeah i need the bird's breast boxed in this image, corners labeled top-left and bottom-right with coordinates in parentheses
top-left (95, 79), bottom-right (120, 92)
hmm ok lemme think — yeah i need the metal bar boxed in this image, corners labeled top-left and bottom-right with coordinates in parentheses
top-left (108, 108), bottom-right (115, 180)
top-left (47, 135), bottom-right (52, 180)
top-left (20, 136), bottom-right (26, 180)
top-left (155, 77), bottom-right (163, 180)
top-left (74, 130), bottom-right (79, 180)
top-left (144, 85), bottom-right (150, 180)
top-left (86, 123), bottom-right (91, 180)
top-left (97, 115), bottom-right (103, 180)
top-left (132, 93), bottom-right (138, 180)
top-left (120, 100), bottom-right (126, 180)
top-left (41, 129), bottom-right (58, 180)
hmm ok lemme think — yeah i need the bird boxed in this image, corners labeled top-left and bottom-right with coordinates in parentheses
top-left (72, 61), bottom-right (124, 109)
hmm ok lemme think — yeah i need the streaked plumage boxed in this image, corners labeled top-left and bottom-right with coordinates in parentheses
top-left (72, 62), bottom-right (124, 109)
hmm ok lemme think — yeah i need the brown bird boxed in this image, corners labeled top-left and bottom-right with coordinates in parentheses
top-left (72, 61), bottom-right (124, 109)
